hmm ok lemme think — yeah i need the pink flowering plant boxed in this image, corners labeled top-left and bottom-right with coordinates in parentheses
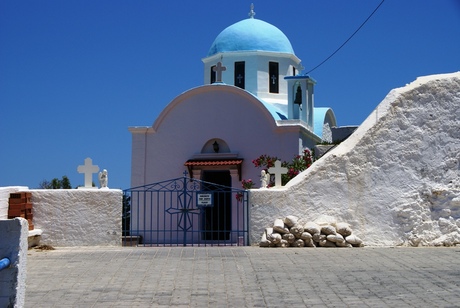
top-left (236, 179), bottom-right (255, 201)
top-left (241, 179), bottom-right (255, 189)
top-left (285, 149), bottom-right (313, 181)
top-left (252, 154), bottom-right (279, 169)
top-left (242, 149), bottom-right (314, 188)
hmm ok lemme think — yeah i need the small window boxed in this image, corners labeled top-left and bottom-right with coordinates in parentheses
top-left (269, 62), bottom-right (279, 93)
top-left (234, 61), bottom-right (245, 89)
top-left (210, 66), bottom-right (216, 84)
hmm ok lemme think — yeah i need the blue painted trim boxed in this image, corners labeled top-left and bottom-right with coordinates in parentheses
top-left (284, 75), bottom-right (317, 83)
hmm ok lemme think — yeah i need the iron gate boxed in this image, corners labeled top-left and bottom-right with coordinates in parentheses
top-left (122, 174), bottom-right (249, 246)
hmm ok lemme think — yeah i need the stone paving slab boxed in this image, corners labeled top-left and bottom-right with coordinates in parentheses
top-left (25, 246), bottom-right (460, 307)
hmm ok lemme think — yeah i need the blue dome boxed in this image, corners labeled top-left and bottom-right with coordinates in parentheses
top-left (207, 18), bottom-right (294, 57)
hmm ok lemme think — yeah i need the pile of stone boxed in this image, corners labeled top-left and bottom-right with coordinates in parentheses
top-left (260, 215), bottom-right (363, 248)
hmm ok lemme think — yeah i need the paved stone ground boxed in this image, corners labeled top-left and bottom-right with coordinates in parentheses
top-left (25, 246), bottom-right (460, 307)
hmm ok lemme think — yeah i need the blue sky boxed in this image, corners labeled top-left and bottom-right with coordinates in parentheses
top-left (1, 0), bottom-right (459, 190)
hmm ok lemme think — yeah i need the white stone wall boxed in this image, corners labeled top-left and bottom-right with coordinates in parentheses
top-left (30, 189), bottom-right (122, 246)
top-left (250, 72), bottom-right (460, 247)
top-left (0, 218), bottom-right (28, 308)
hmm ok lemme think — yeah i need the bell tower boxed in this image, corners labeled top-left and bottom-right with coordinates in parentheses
top-left (286, 75), bottom-right (316, 128)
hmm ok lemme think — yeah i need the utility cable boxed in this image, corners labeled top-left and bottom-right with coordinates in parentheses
top-left (305, 0), bottom-right (385, 75)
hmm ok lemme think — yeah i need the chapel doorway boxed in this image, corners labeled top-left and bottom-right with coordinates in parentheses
top-left (201, 170), bottom-right (232, 241)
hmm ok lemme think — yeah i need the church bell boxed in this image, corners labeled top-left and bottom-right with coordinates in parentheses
top-left (294, 85), bottom-right (302, 106)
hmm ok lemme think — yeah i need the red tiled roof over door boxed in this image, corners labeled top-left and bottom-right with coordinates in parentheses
top-left (184, 159), bottom-right (243, 167)
top-left (184, 159), bottom-right (243, 180)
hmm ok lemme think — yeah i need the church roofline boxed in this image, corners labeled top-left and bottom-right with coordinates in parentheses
top-left (314, 107), bottom-right (337, 138)
top-left (275, 119), bottom-right (322, 142)
top-left (202, 50), bottom-right (301, 64)
top-left (285, 75), bottom-right (317, 84)
top-left (151, 84), bottom-right (284, 132)
top-left (128, 126), bottom-right (155, 134)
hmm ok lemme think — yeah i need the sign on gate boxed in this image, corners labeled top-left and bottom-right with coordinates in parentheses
top-left (197, 192), bottom-right (213, 207)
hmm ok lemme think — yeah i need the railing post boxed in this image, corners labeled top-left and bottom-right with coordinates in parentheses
top-left (182, 173), bottom-right (188, 246)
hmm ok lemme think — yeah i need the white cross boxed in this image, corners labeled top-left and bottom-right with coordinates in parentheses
top-left (271, 75), bottom-right (277, 85)
top-left (268, 160), bottom-right (288, 187)
top-left (237, 74), bottom-right (243, 84)
top-left (248, 3), bottom-right (256, 18)
top-left (77, 157), bottom-right (100, 188)
top-left (213, 62), bottom-right (226, 82)
top-left (298, 63), bottom-right (305, 73)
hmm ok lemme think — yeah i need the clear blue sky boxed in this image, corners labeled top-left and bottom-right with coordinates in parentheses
top-left (1, 0), bottom-right (459, 190)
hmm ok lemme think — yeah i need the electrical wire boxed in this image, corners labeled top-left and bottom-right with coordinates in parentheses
top-left (305, 0), bottom-right (385, 75)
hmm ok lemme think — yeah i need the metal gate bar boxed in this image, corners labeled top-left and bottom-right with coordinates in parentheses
top-left (122, 174), bottom-right (248, 247)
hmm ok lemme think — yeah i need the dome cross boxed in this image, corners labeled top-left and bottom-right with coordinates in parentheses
top-left (213, 62), bottom-right (226, 82)
top-left (248, 3), bottom-right (256, 19)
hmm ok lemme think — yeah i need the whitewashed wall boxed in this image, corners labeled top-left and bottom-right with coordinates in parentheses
top-left (0, 218), bottom-right (28, 308)
top-left (1, 188), bottom-right (123, 246)
top-left (249, 72), bottom-right (460, 247)
top-left (28, 189), bottom-right (122, 246)
top-left (2, 188), bottom-right (122, 247)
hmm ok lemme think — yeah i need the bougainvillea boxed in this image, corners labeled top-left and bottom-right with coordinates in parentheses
top-left (236, 179), bottom-right (255, 201)
top-left (285, 149), bottom-right (313, 181)
top-left (252, 154), bottom-right (279, 169)
top-left (241, 149), bottom-right (314, 188)
top-left (241, 179), bottom-right (255, 189)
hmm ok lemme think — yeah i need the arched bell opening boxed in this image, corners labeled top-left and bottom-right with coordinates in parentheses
top-left (292, 81), bottom-right (302, 119)
top-left (200, 138), bottom-right (231, 154)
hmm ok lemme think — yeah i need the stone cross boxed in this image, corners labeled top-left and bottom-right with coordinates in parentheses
top-left (77, 157), bottom-right (100, 188)
top-left (268, 160), bottom-right (288, 187)
top-left (213, 62), bottom-right (226, 82)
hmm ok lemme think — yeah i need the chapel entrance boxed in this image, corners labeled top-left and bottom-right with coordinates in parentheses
top-left (201, 170), bottom-right (232, 241)
top-left (123, 174), bottom-right (248, 247)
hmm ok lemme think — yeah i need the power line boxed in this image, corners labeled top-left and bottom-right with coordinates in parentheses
top-left (305, 0), bottom-right (385, 75)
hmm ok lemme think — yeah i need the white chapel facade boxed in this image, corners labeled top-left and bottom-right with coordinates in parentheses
top-left (129, 7), bottom-right (337, 189)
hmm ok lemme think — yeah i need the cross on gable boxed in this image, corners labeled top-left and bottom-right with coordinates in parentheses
top-left (268, 160), bottom-right (288, 187)
top-left (237, 74), bottom-right (243, 84)
top-left (271, 75), bottom-right (277, 84)
top-left (77, 157), bottom-right (100, 188)
top-left (213, 62), bottom-right (226, 82)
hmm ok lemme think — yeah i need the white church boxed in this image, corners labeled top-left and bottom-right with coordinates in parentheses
top-left (129, 6), bottom-right (338, 190)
